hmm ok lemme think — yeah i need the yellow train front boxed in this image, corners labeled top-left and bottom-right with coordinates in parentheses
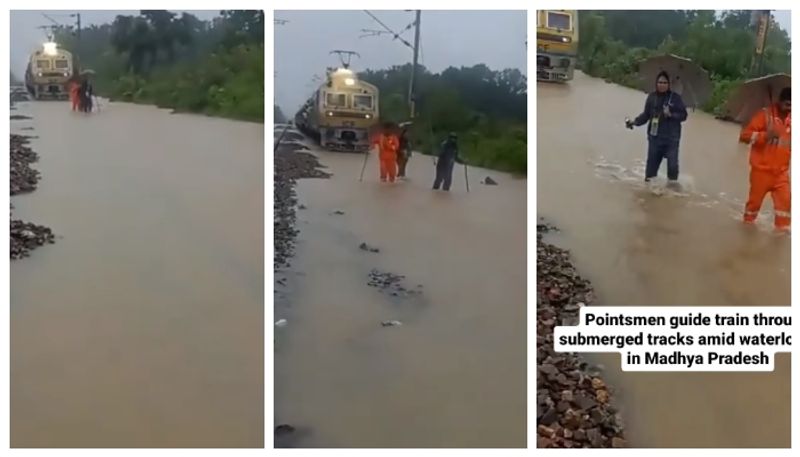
top-left (308, 68), bottom-right (379, 152)
top-left (24, 42), bottom-right (75, 100)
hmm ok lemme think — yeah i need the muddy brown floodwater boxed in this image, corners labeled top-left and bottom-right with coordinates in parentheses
top-left (10, 100), bottom-right (264, 447)
top-left (274, 141), bottom-right (527, 447)
top-left (538, 72), bottom-right (790, 447)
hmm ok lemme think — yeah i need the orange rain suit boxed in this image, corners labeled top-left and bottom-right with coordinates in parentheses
top-left (739, 104), bottom-right (791, 230)
top-left (373, 133), bottom-right (399, 182)
top-left (69, 81), bottom-right (80, 111)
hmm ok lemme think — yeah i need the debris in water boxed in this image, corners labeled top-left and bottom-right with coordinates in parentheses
top-left (381, 320), bottom-right (403, 327)
top-left (359, 242), bottom-right (380, 253)
top-left (367, 269), bottom-right (422, 299)
top-left (275, 319), bottom-right (288, 327)
top-left (10, 115), bottom-right (32, 120)
top-left (483, 176), bottom-right (498, 185)
top-left (275, 424), bottom-right (295, 436)
top-left (331, 210), bottom-right (345, 215)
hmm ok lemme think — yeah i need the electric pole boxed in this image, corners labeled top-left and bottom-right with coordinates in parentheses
top-left (407, 10), bottom-right (421, 119)
top-left (362, 10), bottom-right (420, 119)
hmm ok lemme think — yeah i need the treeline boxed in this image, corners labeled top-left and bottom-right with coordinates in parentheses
top-left (54, 10), bottom-right (264, 121)
top-left (359, 64), bottom-right (527, 174)
top-left (578, 10), bottom-right (791, 115)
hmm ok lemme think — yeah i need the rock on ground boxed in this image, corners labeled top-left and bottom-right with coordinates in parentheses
top-left (11, 134), bottom-right (40, 196)
top-left (10, 133), bottom-right (56, 260)
top-left (274, 140), bottom-right (331, 269)
top-left (537, 219), bottom-right (626, 448)
top-left (10, 220), bottom-right (55, 260)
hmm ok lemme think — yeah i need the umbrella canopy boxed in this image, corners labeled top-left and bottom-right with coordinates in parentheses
top-left (724, 73), bottom-right (791, 124)
top-left (638, 54), bottom-right (712, 108)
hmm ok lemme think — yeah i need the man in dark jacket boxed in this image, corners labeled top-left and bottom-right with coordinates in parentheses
top-left (626, 70), bottom-right (688, 186)
top-left (79, 78), bottom-right (94, 113)
top-left (397, 127), bottom-right (411, 178)
top-left (433, 132), bottom-right (462, 191)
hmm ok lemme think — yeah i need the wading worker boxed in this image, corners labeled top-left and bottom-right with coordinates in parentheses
top-left (372, 122), bottom-right (400, 183)
top-left (739, 87), bottom-right (791, 231)
top-left (433, 132), bottom-right (462, 191)
top-left (626, 70), bottom-right (688, 188)
top-left (397, 127), bottom-right (411, 179)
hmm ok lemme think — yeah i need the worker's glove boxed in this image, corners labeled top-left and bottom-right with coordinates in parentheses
top-left (625, 119), bottom-right (634, 130)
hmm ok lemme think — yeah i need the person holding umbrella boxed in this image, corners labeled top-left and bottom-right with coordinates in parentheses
top-left (735, 82), bottom-right (791, 231)
top-left (626, 70), bottom-right (689, 188)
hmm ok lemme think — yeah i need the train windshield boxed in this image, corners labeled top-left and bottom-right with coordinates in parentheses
top-left (353, 94), bottom-right (373, 110)
top-left (55, 60), bottom-right (69, 69)
top-left (546, 12), bottom-right (572, 31)
top-left (36, 60), bottom-right (51, 69)
top-left (325, 92), bottom-right (347, 108)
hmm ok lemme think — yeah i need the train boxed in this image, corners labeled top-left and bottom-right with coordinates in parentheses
top-left (24, 41), bottom-right (75, 100)
top-left (536, 10), bottom-right (579, 82)
top-left (294, 67), bottom-right (380, 152)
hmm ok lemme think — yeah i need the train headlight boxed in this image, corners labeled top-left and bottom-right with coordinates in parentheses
top-left (365, 114), bottom-right (371, 119)
top-left (43, 42), bottom-right (58, 56)
top-left (37, 72), bottom-right (43, 77)
top-left (344, 78), bottom-right (355, 86)
top-left (561, 36), bottom-right (571, 43)
top-left (326, 111), bottom-right (334, 117)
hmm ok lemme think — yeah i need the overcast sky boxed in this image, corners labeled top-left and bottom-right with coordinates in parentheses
top-left (771, 10), bottom-right (791, 34)
top-left (9, 10), bottom-right (220, 77)
top-left (274, 10), bottom-right (527, 114)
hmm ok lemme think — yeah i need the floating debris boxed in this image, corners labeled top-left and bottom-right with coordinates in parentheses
top-left (359, 242), bottom-right (380, 253)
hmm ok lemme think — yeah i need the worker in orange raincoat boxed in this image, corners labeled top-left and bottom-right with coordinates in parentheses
top-left (69, 78), bottom-right (80, 111)
top-left (372, 122), bottom-right (400, 183)
top-left (739, 87), bottom-right (791, 231)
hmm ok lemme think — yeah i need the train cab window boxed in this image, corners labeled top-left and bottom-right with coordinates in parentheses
top-left (325, 92), bottom-right (347, 108)
top-left (546, 12), bottom-right (572, 31)
top-left (36, 60), bottom-right (51, 69)
top-left (353, 95), bottom-right (373, 110)
top-left (55, 60), bottom-right (69, 69)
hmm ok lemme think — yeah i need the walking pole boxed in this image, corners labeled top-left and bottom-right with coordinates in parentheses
top-left (359, 149), bottom-right (370, 182)
top-left (464, 162), bottom-right (470, 192)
